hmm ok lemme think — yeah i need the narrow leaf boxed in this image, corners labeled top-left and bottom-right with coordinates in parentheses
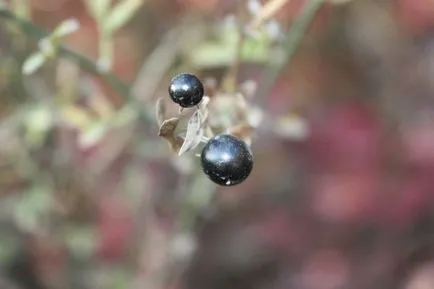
top-left (52, 18), bottom-right (80, 38)
top-left (14, 186), bottom-right (52, 233)
top-left (78, 122), bottom-right (108, 148)
top-left (22, 52), bottom-right (45, 75)
top-left (24, 104), bottom-right (54, 147)
top-left (84, 0), bottom-right (113, 22)
top-left (104, 0), bottom-right (144, 34)
top-left (64, 226), bottom-right (97, 259)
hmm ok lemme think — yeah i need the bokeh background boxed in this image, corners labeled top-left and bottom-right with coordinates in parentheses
top-left (1, 0), bottom-right (434, 289)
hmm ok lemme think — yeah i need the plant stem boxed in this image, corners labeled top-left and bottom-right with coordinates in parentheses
top-left (255, 0), bottom-right (325, 105)
top-left (249, 0), bottom-right (291, 29)
top-left (98, 30), bottom-right (114, 71)
top-left (0, 7), bottom-right (155, 124)
top-left (221, 0), bottom-right (246, 93)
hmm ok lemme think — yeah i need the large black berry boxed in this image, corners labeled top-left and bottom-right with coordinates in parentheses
top-left (201, 134), bottom-right (253, 186)
top-left (168, 73), bottom-right (204, 108)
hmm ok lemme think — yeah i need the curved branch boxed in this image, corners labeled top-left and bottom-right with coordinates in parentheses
top-left (0, 7), bottom-right (155, 124)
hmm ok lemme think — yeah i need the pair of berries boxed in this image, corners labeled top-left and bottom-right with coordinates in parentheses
top-left (168, 73), bottom-right (253, 186)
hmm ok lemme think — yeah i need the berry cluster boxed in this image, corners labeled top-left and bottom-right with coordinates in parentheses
top-left (167, 73), bottom-right (254, 186)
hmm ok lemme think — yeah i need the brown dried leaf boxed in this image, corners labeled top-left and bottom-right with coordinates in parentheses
top-left (156, 97), bottom-right (166, 126)
top-left (178, 110), bottom-right (203, 156)
top-left (159, 117), bottom-right (179, 137)
top-left (158, 117), bottom-right (183, 152)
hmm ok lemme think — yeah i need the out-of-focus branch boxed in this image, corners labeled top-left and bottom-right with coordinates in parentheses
top-left (0, 7), bottom-right (155, 124)
top-left (255, 0), bottom-right (325, 105)
top-left (248, 0), bottom-right (291, 29)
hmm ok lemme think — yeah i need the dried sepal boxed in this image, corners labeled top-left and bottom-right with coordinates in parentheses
top-left (240, 80), bottom-right (258, 100)
top-left (246, 106), bottom-right (264, 128)
top-left (204, 125), bottom-right (215, 139)
top-left (203, 77), bottom-right (218, 98)
top-left (178, 110), bottom-right (204, 156)
top-left (227, 123), bottom-right (255, 146)
top-left (199, 96), bottom-right (210, 111)
top-left (158, 117), bottom-right (183, 152)
top-left (158, 117), bottom-right (180, 137)
top-left (155, 97), bottom-right (166, 126)
top-left (235, 92), bottom-right (249, 120)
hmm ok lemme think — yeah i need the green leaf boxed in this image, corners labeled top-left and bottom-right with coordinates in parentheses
top-left (14, 186), bottom-right (52, 233)
top-left (64, 226), bottom-right (97, 259)
top-left (78, 121), bottom-right (108, 148)
top-left (22, 52), bottom-right (45, 75)
top-left (0, 234), bottom-right (19, 265)
top-left (11, 0), bottom-right (30, 19)
top-left (187, 29), bottom-right (238, 68)
top-left (188, 42), bottom-right (237, 68)
top-left (188, 25), bottom-right (272, 68)
top-left (241, 33), bottom-right (271, 62)
top-left (103, 0), bottom-right (144, 34)
top-left (111, 104), bottom-right (137, 126)
top-left (84, 0), bottom-right (113, 22)
top-left (52, 18), bottom-right (80, 38)
top-left (24, 104), bottom-right (54, 147)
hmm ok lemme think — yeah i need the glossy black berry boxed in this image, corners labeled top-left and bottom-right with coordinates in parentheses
top-left (168, 73), bottom-right (204, 108)
top-left (201, 134), bottom-right (253, 186)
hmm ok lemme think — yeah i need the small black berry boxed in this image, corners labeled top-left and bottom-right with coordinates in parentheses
top-left (168, 73), bottom-right (204, 108)
top-left (201, 134), bottom-right (253, 186)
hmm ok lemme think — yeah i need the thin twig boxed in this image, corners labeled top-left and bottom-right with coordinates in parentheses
top-left (221, 1), bottom-right (247, 92)
top-left (255, 0), bottom-right (325, 106)
top-left (0, 7), bottom-right (155, 124)
top-left (248, 0), bottom-right (291, 29)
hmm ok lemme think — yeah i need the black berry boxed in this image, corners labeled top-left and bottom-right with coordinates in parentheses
top-left (168, 73), bottom-right (204, 108)
top-left (201, 134), bottom-right (253, 186)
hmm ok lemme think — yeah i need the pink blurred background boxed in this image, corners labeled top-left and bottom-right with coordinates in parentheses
top-left (1, 1), bottom-right (434, 289)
